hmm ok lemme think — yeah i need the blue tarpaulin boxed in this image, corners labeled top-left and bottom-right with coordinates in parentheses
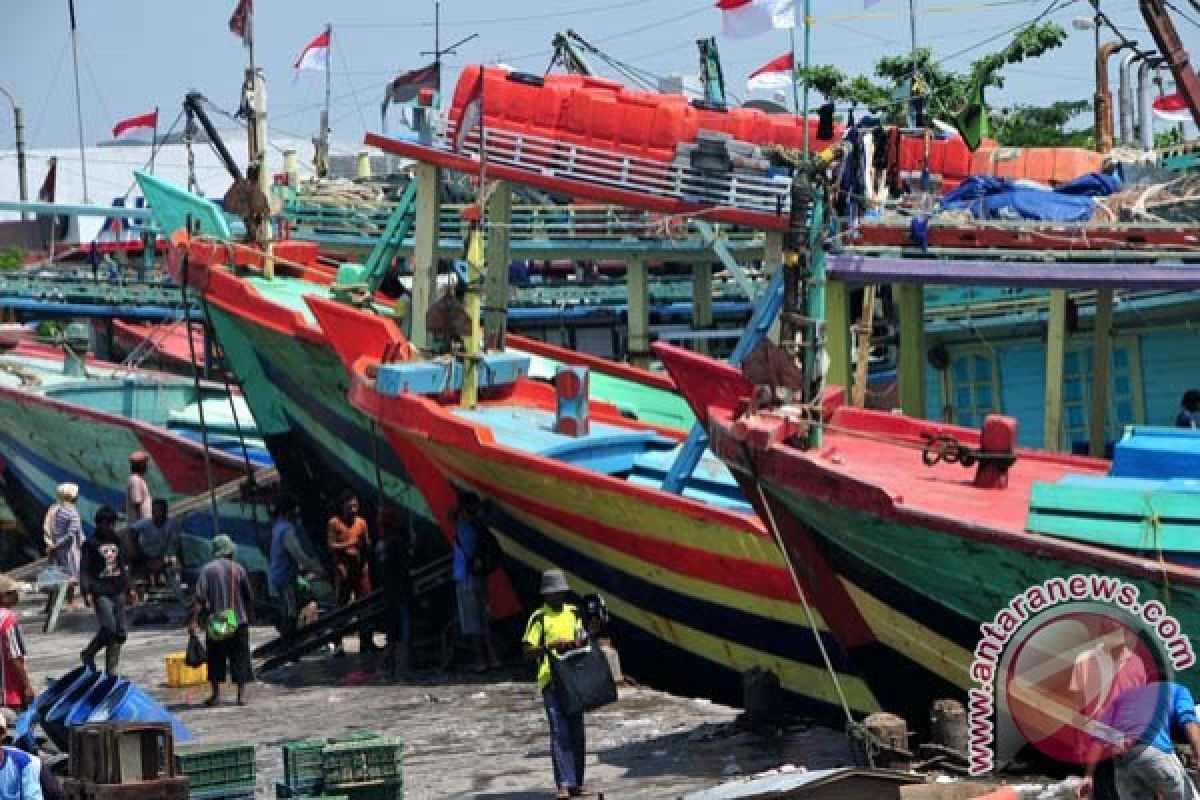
top-left (940, 172), bottom-right (1120, 222)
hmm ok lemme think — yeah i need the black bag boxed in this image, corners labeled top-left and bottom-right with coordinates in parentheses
top-left (185, 630), bottom-right (207, 668)
top-left (550, 645), bottom-right (617, 716)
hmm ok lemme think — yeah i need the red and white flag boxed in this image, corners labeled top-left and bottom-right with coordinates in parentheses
top-left (228, 0), bottom-right (252, 45)
top-left (112, 110), bottom-right (158, 141)
top-left (716, 0), bottom-right (795, 38)
top-left (1153, 92), bottom-right (1192, 122)
top-left (747, 53), bottom-right (794, 91)
top-left (294, 29), bottom-right (330, 72)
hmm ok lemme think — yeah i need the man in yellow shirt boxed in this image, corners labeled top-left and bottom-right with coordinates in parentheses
top-left (522, 569), bottom-right (587, 799)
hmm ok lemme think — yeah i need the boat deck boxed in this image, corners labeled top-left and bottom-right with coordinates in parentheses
top-left (807, 408), bottom-right (1109, 533)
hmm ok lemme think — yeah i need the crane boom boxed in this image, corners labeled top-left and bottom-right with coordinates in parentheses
top-left (1138, 0), bottom-right (1200, 127)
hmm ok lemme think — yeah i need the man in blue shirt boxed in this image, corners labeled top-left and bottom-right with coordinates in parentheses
top-left (1081, 681), bottom-right (1200, 799)
top-left (0, 711), bottom-right (43, 800)
top-left (451, 503), bottom-right (498, 673)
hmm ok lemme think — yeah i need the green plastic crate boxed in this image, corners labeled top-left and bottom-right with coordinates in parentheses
top-left (282, 739), bottom-right (326, 792)
top-left (276, 783), bottom-right (351, 800)
top-left (326, 731), bottom-right (380, 745)
top-left (175, 742), bottom-right (257, 791)
top-left (330, 781), bottom-right (402, 800)
top-left (190, 782), bottom-right (257, 800)
top-left (321, 739), bottom-right (404, 787)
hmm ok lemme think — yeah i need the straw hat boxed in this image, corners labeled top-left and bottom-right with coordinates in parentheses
top-left (540, 569), bottom-right (569, 595)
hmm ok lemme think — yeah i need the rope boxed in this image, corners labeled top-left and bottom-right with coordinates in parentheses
top-left (748, 469), bottom-right (858, 730)
top-left (179, 245), bottom-right (222, 537)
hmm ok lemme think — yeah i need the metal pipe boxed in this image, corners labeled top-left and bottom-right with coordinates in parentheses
top-left (0, 85), bottom-right (28, 219)
top-left (1139, 57), bottom-right (1163, 151)
top-left (1095, 41), bottom-right (1131, 153)
top-left (1119, 51), bottom-right (1142, 146)
top-left (67, 0), bottom-right (89, 204)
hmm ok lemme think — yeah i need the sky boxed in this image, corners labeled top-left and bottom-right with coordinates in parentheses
top-left (0, 0), bottom-right (1195, 156)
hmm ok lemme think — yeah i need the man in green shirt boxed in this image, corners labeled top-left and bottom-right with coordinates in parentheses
top-left (523, 569), bottom-right (587, 799)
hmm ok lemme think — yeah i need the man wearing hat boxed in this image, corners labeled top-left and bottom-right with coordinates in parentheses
top-left (523, 569), bottom-right (588, 799)
top-left (190, 535), bottom-right (254, 707)
top-left (0, 577), bottom-right (33, 711)
top-left (80, 507), bottom-right (132, 675)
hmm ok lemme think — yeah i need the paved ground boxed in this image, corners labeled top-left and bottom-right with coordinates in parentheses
top-left (18, 599), bottom-right (859, 799)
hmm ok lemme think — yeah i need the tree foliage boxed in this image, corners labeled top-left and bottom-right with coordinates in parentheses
top-left (795, 21), bottom-right (1069, 125)
top-left (992, 100), bottom-right (1093, 147)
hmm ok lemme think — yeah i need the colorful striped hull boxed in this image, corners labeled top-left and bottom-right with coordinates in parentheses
top-left (404, 435), bottom-right (878, 718)
top-left (0, 387), bottom-right (272, 575)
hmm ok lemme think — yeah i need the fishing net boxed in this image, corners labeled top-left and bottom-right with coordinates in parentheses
top-left (1092, 175), bottom-right (1200, 224)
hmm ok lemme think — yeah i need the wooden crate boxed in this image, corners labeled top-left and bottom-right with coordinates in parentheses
top-left (69, 723), bottom-right (175, 785)
top-left (64, 777), bottom-right (190, 800)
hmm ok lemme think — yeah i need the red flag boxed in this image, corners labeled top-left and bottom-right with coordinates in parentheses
top-left (1153, 92), bottom-right (1191, 123)
top-left (747, 53), bottom-right (794, 92)
top-left (294, 29), bottom-right (331, 71)
top-left (112, 110), bottom-right (158, 141)
top-left (37, 158), bottom-right (57, 204)
top-left (228, 0), bottom-right (252, 45)
top-left (716, 0), bottom-right (795, 38)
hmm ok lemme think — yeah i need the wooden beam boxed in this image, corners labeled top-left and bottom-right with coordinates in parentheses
top-left (483, 181), bottom-right (512, 350)
top-left (409, 163), bottom-right (441, 351)
top-left (896, 283), bottom-right (926, 418)
top-left (1044, 289), bottom-right (1068, 451)
top-left (1089, 289), bottom-right (1114, 457)
top-left (825, 278), bottom-right (852, 391)
top-left (692, 262), bottom-right (713, 356)
top-left (627, 255), bottom-right (650, 368)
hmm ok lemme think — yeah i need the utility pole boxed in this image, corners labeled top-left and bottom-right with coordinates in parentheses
top-left (420, 2), bottom-right (479, 100)
top-left (0, 85), bottom-right (28, 219)
top-left (68, 0), bottom-right (89, 203)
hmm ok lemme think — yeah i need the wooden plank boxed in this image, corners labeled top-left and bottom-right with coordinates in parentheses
top-left (483, 181), bottom-right (512, 349)
top-left (409, 163), bottom-right (441, 351)
top-left (1030, 482), bottom-right (1158, 517)
top-left (1090, 289), bottom-right (1114, 457)
top-left (1028, 512), bottom-right (1200, 550)
top-left (628, 255), bottom-right (650, 368)
top-left (692, 262), bottom-right (713, 356)
top-left (1044, 289), bottom-right (1067, 451)
top-left (825, 278), bottom-right (852, 392)
top-left (896, 283), bottom-right (925, 418)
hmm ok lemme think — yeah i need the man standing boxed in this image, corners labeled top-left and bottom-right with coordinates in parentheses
top-left (523, 569), bottom-right (588, 800)
top-left (80, 507), bottom-right (132, 675)
top-left (375, 508), bottom-right (415, 681)
top-left (125, 452), bottom-right (153, 526)
top-left (130, 499), bottom-right (181, 599)
top-left (269, 495), bottom-right (322, 636)
top-left (1080, 680), bottom-right (1200, 799)
top-left (190, 535), bottom-right (254, 707)
top-left (0, 711), bottom-right (42, 800)
top-left (0, 577), bottom-right (33, 712)
top-left (326, 491), bottom-right (373, 655)
top-left (452, 504), bottom-right (498, 672)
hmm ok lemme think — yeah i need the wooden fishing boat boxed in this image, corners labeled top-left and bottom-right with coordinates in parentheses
top-left (0, 338), bottom-right (273, 576)
top-left (311, 297), bottom-right (876, 718)
top-left (110, 320), bottom-right (211, 376)
top-left (655, 342), bottom-right (1200, 722)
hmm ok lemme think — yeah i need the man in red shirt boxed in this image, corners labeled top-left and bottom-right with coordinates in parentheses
top-left (0, 576), bottom-right (34, 711)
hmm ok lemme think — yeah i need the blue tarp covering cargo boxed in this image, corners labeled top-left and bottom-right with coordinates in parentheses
top-left (16, 668), bottom-right (192, 751)
top-left (940, 172), bottom-right (1120, 222)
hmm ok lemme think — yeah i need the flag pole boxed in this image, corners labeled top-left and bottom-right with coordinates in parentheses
top-left (788, 29), bottom-right (801, 116)
top-left (67, 0), bottom-right (90, 203)
top-left (150, 107), bottom-right (158, 174)
top-left (799, 0), bottom-right (812, 158)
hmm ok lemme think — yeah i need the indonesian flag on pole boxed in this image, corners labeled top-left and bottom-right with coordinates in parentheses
top-left (294, 29), bottom-right (330, 71)
top-left (716, 0), bottom-right (795, 38)
top-left (747, 53), bottom-right (794, 91)
top-left (112, 110), bottom-right (158, 141)
top-left (1153, 92), bottom-right (1191, 122)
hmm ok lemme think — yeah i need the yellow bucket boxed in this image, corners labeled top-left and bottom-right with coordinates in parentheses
top-left (165, 652), bottom-right (208, 687)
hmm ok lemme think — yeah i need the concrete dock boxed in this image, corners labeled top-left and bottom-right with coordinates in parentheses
top-left (18, 601), bottom-right (857, 799)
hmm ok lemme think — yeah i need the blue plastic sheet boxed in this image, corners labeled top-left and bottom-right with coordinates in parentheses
top-left (18, 668), bottom-right (192, 751)
top-left (940, 172), bottom-right (1120, 222)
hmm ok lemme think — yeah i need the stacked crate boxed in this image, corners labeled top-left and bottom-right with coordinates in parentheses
top-left (65, 722), bottom-right (190, 800)
top-left (275, 733), bottom-right (401, 800)
top-left (321, 738), bottom-right (404, 800)
top-left (174, 742), bottom-right (256, 800)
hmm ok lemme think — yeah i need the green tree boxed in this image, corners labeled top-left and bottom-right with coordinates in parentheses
top-left (796, 22), bottom-right (1069, 129)
top-left (992, 100), bottom-right (1094, 147)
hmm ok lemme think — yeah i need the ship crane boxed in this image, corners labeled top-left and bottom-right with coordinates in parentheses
top-left (1138, 0), bottom-right (1200, 126)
